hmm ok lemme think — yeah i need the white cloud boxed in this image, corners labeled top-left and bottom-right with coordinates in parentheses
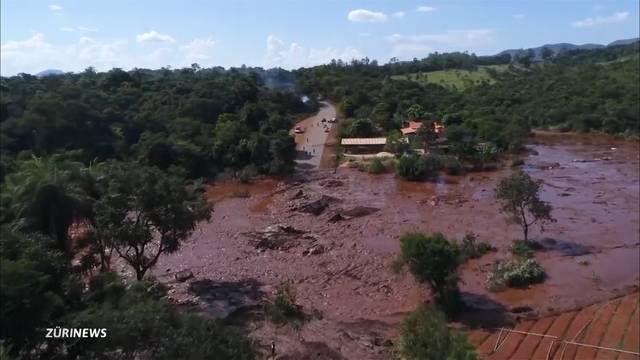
top-left (59, 26), bottom-right (98, 33)
top-left (1, 32), bottom-right (221, 75)
top-left (264, 34), bottom-right (362, 69)
top-left (136, 30), bottom-right (176, 43)
top-left (513, 14), bottom-right (525, 20)
top-left (347, 9), bottom-right (388, 23)
top-left (181, 37), bottom-right (216, 61)
top-left (571, 11), bottom-right (629, 28)
top-left (1, 33), bottom-right (52, 54)
top-left (393, 11), bottom-right (406, 18)
top-left (387, 29), bottom-right (495, 59)
top-left (417, 6), bottom-right (436, 13)
top-left (1, 33), bottom-right (135, 75)
top-left (48, 4), bottom-right (63, 11)
top-left (77, 26), bottom-right (98, 32)
top-left (267, 34), bottom-right (284, 52)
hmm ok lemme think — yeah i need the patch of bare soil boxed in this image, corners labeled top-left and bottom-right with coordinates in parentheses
top-left (151, 133), bottom-right (639, 359)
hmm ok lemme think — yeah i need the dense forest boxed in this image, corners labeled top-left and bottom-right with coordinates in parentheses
top-left (0, 41), bottom-right (638, 358)
top-left (0, 66), bottom-right (315, 181)
top-left (296, 41), bottom-right (639, 151)
top-left (0, 66), bottom-right (314, 358)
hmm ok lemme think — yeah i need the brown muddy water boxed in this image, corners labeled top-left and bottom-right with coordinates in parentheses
top-left (153, 132), bottom-right (639, 359)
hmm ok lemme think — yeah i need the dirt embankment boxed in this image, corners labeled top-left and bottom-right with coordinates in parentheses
top-left (151, 133), bottom-right (639, 359)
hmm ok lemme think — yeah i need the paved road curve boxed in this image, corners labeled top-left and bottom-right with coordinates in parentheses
top-left (291, 101), bottom-right (336, 170)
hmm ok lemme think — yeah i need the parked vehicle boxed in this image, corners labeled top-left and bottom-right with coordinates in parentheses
top-left (294, 126), bottom-right (305, 134)
top-left (329, 117), bottom-right (337, 123)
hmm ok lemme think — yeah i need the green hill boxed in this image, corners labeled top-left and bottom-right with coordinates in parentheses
top-left (390, 65), bottom-right (514, 90)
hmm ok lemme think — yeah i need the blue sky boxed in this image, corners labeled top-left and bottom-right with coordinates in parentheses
top-left (1, 0), bottom-right (638, 75)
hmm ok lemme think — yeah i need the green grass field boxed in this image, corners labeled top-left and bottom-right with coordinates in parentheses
top-left (390, 65), bottom-right (513, 90)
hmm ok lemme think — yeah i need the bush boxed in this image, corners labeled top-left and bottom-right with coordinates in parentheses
top-left (396, 154), bottom-right (441, 181)
top-left (510, 240), bottom-right (542, 258)
top-left (422, 154), bottom-right (444, 174)
top-left (340, 118), bottom-right (379, 138)
top-left (459, 233), bottom-right (495, 263)
top-left (65, 274), bottom-right (255, 359)
top-left (395, 306), bottom-right (477, 360)
top-left (238, 165), bottom-right (258, 183)
top-left (265, 282), bottom-right (305, 329)
top-left (396, 155), bottom-right (426, 181)
top-left (400, 233), bottom-right (461, 314)
top-left (443, 156), bottom-right (464, 175)
top-left (486, 258), bottom-right (546, 291)
top-left (368, 158), bottom-right (387, 174)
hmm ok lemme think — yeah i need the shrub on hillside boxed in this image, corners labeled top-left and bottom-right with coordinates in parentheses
top-left (395, 306), bottom-right (477, 360)
top-left (486, 258), bottom-right (546, 291)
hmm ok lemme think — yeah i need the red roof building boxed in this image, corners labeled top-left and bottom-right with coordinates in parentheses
top-left (400, 120), bottom-right (423, 135)
top-left (401, 120), bottom-right (445, 136)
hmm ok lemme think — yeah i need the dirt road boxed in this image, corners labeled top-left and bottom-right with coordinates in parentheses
top-left (291, 101), bottom-right (337, 170)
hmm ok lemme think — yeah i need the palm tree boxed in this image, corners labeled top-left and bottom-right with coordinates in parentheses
top-left (1, 153), bottom-right (97, 253)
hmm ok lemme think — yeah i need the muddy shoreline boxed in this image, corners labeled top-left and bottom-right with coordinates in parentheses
top-left (151, 132), bottom-right (639, 359)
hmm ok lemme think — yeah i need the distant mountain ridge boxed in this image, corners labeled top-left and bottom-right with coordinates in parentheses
top-left (29, 37), bottom-right (639, 76)
top-left (36, 69), bottom-right (65, 77)
top-left (496, 37), bottom-right (639, 61)
top-left (607, 37), bottom-right (640, 47)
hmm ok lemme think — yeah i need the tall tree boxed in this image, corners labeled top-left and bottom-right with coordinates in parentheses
top-left (496, 170), bottom-right (554, 242)
top-left (399, 232), bottom-right (461, 314)
top-left (0, 154), bottom-right (96, 253)
top-left (92, 163), bottom-right (211, 280)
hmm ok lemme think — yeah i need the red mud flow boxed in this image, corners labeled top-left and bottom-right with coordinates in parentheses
top-left (149, 132), bottom-right (638, 359)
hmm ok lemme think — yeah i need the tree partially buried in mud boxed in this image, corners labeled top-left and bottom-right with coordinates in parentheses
top-left (92, 163), bottom-right (211, 280)
top-left (496, 170), bottom-right (554, 242)
top-left (395, 306), bottom-right (477, 360)
top-left (399, 233), bottom-right (461, 315)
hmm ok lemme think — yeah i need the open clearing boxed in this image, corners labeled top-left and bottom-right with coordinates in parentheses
top-left (390, 65), bottom-right (513, 89)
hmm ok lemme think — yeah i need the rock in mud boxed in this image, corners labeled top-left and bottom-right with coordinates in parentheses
top-left (175, 270), bottom-right (194, 282)
top-left (290, 189), bottom-right (304, 200)
top-left (320, 179), bottom-right (344, 188)
top-left (244, 224), bottom-right (307, 250)
top-left (302, 245), bottom-right (325, 256)
top-left (328, 206), bottom-right (380, 222)
top-left (533, 161), bottom-right (561, 170)
top-left (296, 195), bottom-right (341, 215)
